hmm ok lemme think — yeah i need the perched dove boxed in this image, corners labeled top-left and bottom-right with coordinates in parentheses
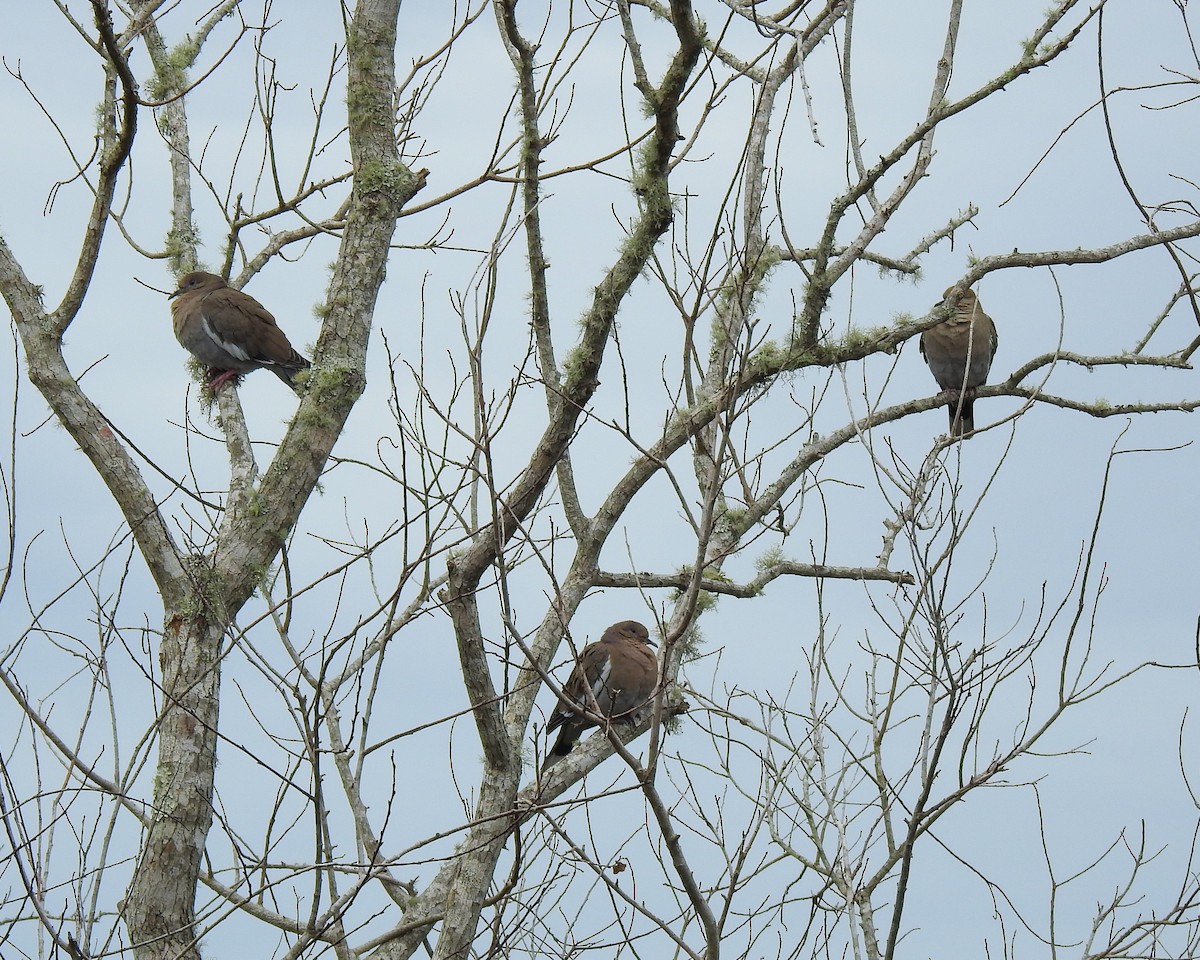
top-left (169, 271), bottom-right (309, 392)
top-left (920, 286), bottom-right (998, 438)
top-left (544, 620), bottom-right (659, 768)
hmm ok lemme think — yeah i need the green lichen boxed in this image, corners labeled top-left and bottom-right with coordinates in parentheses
top-left (720, 507), bottom-right (746, 532)
top-left (147, 36), bottom-right (200, 101)
top-left (663, 683), bottom-right (689, 735)
top-left (669, 565), bottom-right (727, 615)
top-left (675, 622), bottom-right (704, 662)
top-left (561, 341), bottom-right (598, 388)
top-left (295, 362), bottom-right (362, 428)
top-left (755, 546), bottom-right (785, 575)
top-left (177, 592), bottom-right (206, 620)
top-left (841, 325), bottom-right (892, 351)
top-left (183, 358), bottom-right (217, 403)
top-left (244, 489), bottom-right (269, 519)
top-left (165, 223), bottom-right (201, 276)
top-left (355, 158), bottom-right (414, 207)
top-left (748, 340), bottom-right (782, 372)
top-left (746, 338), bottom-right (820, 380)
top-left (178, 554), bottom-right (227, 623)
top-left (250, 563), bottom-right (274, 595)
top-left (345, 20), bottom-right (395, 135)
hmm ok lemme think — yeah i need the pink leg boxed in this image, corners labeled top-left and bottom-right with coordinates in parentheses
top-left (207, 369), bottom-right (241, 391)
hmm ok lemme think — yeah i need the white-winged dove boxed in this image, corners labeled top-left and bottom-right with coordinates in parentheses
top-left (544, 620), bottom-right (659, 767)
top-left (920, 286), bottom-right (998, 438)
top-left (169, 271), bottom-right (310, 392)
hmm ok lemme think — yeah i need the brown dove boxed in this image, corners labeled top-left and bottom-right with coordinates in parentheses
top-left (920, 286), bottom-right (998, 438)
top-left (543, 620), bottom-right (658, 768)
top-left (169, 271), bottom-right (310, 392)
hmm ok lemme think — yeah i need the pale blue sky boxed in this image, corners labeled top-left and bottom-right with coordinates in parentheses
top-left (2, 2), bottom-right (1198, 957)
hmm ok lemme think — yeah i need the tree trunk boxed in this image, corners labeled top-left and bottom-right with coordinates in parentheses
top-left (124, 608), bottom-right (223, 960)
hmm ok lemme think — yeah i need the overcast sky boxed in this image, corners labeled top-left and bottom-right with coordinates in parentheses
top-left (2, 2), bottom-right (1199, 957)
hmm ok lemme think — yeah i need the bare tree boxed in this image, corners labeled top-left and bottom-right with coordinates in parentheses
top-left (1, 2), bottom-right (1198, 959)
